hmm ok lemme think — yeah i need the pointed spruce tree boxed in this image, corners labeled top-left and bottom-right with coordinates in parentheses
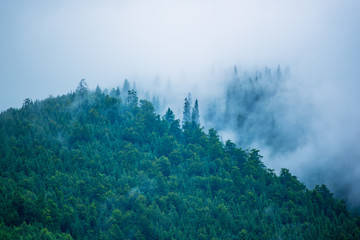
top-left (122, 79), bottom-right (131, 97)
top-left (164, 108), bottom-right (175, 124)
top-left (182, 97), bottom-right (191, 125)
top-left (126, 89), bottom-right (138, 107)
top-left (191, 99), bottom-right (200, 125)
top-left (76, 79), bottom-right (88, 96)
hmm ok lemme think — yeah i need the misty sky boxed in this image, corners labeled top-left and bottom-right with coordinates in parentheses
top-left (1, 1), bottom-right (360, 204)
top-left (1, 0), bottom-right (359, 110)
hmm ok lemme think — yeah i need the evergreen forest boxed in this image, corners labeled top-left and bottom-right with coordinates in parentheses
top-left (1, 80), bottom-right (359, 239)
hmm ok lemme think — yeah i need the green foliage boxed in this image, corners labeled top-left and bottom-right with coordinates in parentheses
top-left (0, 87), bottom-right (359, 239)
top-left (164, 108), bottom-right (175, 124)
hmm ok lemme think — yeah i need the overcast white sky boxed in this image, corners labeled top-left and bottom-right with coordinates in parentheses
top-left (1, 0), bottom-right (360, 204)
top-left (1, 0), bottom-right (359, 110)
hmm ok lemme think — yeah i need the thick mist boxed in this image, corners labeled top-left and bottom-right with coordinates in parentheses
top-left (3, 0), bottom-right (359, 110)
top-left (124, 63), bottom-right (360, 207)
top-left (1, 1), bottom-right (360, 206)
top-left (195, 66), bottom-right (360, 207)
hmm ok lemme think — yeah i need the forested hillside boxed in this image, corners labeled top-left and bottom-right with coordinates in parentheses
top-left (0, 81), bottom-right (359, 239)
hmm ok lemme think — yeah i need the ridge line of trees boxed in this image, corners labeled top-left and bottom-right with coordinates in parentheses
top-left (0, 79), bottom-right (359, 239)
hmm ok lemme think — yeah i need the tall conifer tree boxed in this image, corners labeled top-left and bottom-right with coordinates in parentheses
top-left (191, 99), bottom-right (200, 125)
top-left (183, 97), bottom-right (191, 125)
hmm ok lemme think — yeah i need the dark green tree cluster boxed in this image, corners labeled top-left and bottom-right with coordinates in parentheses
top-left (0, 80), bottom-right (359, 239)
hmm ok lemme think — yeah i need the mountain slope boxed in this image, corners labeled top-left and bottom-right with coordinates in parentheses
top-left (0, 84), bottom-right (359, 239)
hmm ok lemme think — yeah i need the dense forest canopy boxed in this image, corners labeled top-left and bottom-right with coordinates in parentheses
top-left (0, 80), bottom-right (359, 239)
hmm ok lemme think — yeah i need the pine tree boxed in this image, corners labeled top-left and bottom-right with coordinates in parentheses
top-left (187, 93), bottom-right (192, 108)
top-left (122, 79), bottom-right (130, 96)
top-left (126, 89), bottom-right (138, 107)
top-left (76, 79), bottom-right (88, 96)
top-left (110, 87), bottom-right (121, 98)
top-left (182, 97), bottom-right (191, 125)
top-left (22, 98), bottom-right (33, 108)
top-left (95, 85), bottom-right (102, 96)
top-left (191, 99), bottom-right (200, 125)
top-left (164, 108), bottom-right (175, 124)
